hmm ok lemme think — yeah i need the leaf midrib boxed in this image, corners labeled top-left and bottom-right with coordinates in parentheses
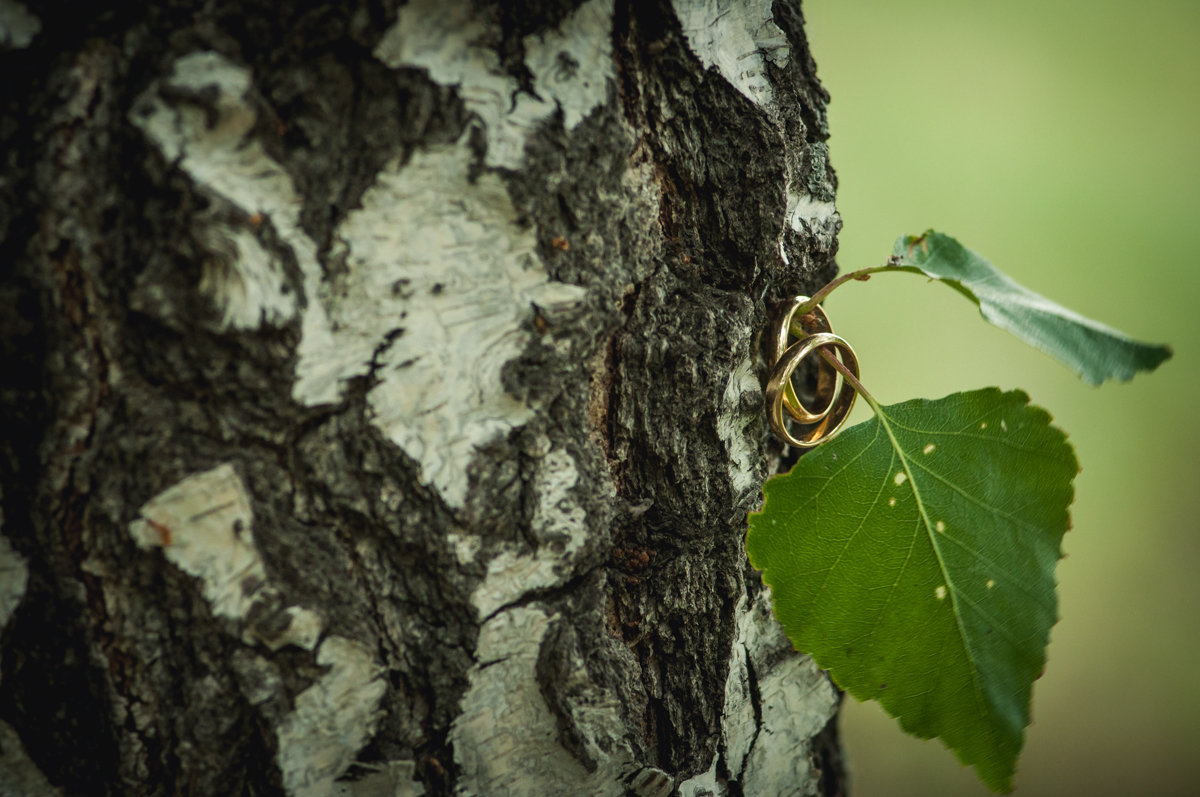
top-left (873, 402), bottom-right (995, 744)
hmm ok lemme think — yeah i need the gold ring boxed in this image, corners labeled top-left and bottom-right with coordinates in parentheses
top-left (769, 296), bottom-right (838, 423)
top-left (766, 297), bottom-right (860, 448)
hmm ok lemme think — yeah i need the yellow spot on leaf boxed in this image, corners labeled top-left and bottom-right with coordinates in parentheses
top-left (935, 585), bottom-right (947, 600)
top-left (888, 497), bottom-right (897, 507)
top-left (986, 579), bottom-right (996, 589)
top-left (1001, 419), bottom-right (1008, 432)
top-left (980, 422), bottom-right (988, 430)
top-left (935, 520), bottom-right (946, 533)
top-left (923, 443), bottom-right (935, 454)
top-left (894, 472), bottom-right (907, 486)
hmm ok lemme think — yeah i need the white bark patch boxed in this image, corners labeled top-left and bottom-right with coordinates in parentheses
top-left (785, 192), bottom-right (837, 235)
top-left (720, 603), bottom-right (757, 778)
top-left (523, 0), bottom-right (614, 131)
top-left (129, 463), bottom-right (267, 622)
top-left (671, 0), bottom-right (789, 108)
top-left (277, 637), bottom-right (388, 797)
top-left (0, 721), bottom-right (62, 797)
top-left (470, 447), bottom-right (588, 618)
top-left (374, 0), bottom-right (614, 169)
top-left (0, 531), bottom-right (28, 633)
top-left (716, 358), bottom-right (760, 496)
top-left (196, 225), bottom-right (298, 330)
top-left (334, 143), bottom-right (586, 508)
top-left (446, 532), bottom-right (482, 566)
top-left (135, 51), bottom-right (590, 507)
top-left (740, 654), bottom-right (835, 795)
top-left (453, 607), bottom-right (584, 792)
top-left (127, 467), bottom-right (387, 792)
top-left (279, 605), bottom-right (325, 652)
top-left (719, 591), bottom-right (837, 793)
top-left (130, 51), bottom-right (340, 402)
top-left (128, 464), bottom-right (323, 651)
top-left (676, 759), bottom-right (721, 797)
top-left (452, 606), bottom-right (630, 796)
top-left (334, 760), bottom-right (424, 797)
top-left (741, 611), bottom-right (837, 794)
top-left (0, 0), bottom-right (40, 48)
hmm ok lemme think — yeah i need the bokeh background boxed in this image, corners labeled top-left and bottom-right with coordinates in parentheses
top-left (803, 1), bottom-right (1200, 794)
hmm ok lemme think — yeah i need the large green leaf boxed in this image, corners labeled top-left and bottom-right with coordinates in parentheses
top-left (892, 231), bottom-right (1172, 384)
top-left (747, 388), bottom-right (1078, 792)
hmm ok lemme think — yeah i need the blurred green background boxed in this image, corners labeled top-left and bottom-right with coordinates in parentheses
top-left (803, 1), bottom-right (1200, 794)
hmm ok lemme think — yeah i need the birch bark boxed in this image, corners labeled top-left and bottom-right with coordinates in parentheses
top-left (0, 1), bottom-right (846, 794)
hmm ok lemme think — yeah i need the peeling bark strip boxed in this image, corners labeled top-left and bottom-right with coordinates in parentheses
top-left (0, 1), bottom-right (846, 795)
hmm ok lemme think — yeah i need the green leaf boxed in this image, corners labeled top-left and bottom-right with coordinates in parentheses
top-left (747, 388), bottom-right (1078, 792)
top-left (892, 231), bottom-right (1172, 384)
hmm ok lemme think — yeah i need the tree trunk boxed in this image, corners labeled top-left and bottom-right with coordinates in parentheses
top-left (0, 1), bottom-right (846, 794)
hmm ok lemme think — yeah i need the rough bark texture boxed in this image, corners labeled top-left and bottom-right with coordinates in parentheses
top-left (0, 1), bottom-right (846, 795)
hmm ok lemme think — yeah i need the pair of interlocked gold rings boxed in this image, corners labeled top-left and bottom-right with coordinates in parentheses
top-left (765, 296), bottom-right (861, 448)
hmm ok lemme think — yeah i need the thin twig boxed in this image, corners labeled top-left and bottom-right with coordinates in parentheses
top-left (796, 260), bottom-right (919, 316)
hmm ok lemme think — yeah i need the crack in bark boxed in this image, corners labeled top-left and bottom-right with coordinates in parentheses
top-left (740, 642), bottom-right (765, 780)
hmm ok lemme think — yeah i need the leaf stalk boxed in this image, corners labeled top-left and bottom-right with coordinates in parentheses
top-left (818, 347), bottom-right (880, 411)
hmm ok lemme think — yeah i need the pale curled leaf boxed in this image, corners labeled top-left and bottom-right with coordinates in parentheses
top-left (747, 389), bottom-right (1078, 792)
top-left (893, 231), bottom-right (1172, 385)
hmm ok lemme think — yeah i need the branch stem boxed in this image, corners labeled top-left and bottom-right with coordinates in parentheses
top-left (796, 262), bottom-right (918, 316)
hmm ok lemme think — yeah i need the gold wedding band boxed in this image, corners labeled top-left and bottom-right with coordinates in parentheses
top-left (769, 296), bottom-right (838, 424)
top-left (766, 297), bottom-right (860, 448)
